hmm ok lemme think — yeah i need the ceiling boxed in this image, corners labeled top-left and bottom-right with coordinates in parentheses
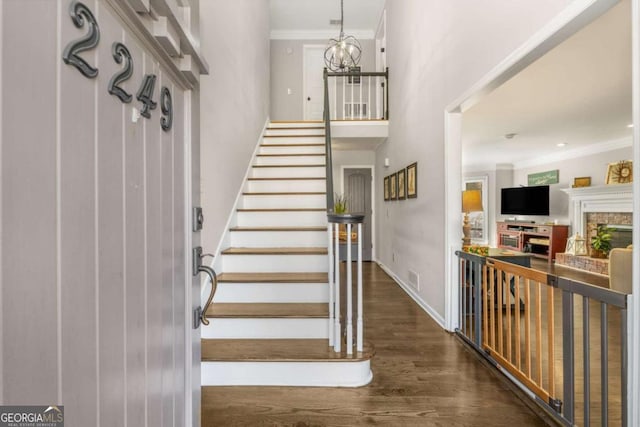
top-left (270, 0), bottom-right (386, 38)
top-left (462, 0), bottom-right (632, 170)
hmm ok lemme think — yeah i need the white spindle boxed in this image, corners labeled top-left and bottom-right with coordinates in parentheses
top-left (367, 76), bottom-right (371, 120)
top-left (376, 76), bottom-right (381, 119)
top-left (333, 223), bottom-right (341, 352)
top-left (359, 75), bottom-right (363, 120)
top-left (346, 223), bottom-right (353, 354)
top-left (357, 223), bottom-right (363, 352)
top-left (327, 224), bottom-right (334, 346)
top-left (350, 75), bottom-right (354, 120)
top-left (342, 76), bottom-right (346, 120)
top-left (332, 77), bottom-right (337, 120)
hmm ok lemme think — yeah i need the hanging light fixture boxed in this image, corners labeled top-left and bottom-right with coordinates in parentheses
top-left (324, 0), bottom-right (362, 71)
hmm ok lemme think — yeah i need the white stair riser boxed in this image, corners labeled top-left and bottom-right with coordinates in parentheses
top-left (246, 180), bottom-right (325, 193)
top-left (267, 122), bottom-right (323, 129)
top-left (242, 194), bottom-right (326, 209)
top-left (202, 360), bottom-right (372, 387)
top-left (201, 318), bottom-right (329, 339)
top-left (237, 211), bottom-right (327, 227)
top-left (259, 145), bottom-right (325, 155)
top-left (222, 254), bottom-right (328, 273)
top-left (251, 166), bottom-right (325, 178)
top-left (262, 136), bottom-right (325, 145)
top-left (255, 156), bottom-right (325, 166)
top-left (264, 129), bottom-right (324, 136)
top-left (214, 282), bottom-right (328, 303)
top-left (230, 231), bottom-right (327, 247)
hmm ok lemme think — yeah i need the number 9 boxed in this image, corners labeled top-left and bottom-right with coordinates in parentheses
top-left (160, 87), bottom-right (172, 131)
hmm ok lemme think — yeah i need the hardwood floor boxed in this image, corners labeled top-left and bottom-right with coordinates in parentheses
top-left (202, 263), bottom-right (549, 426)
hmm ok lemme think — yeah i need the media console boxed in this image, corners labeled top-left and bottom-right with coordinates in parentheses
top-left (497, 221), bottom-right (569, 265)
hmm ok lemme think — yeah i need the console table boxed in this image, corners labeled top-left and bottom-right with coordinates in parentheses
top-left (497, 222), bottom-right (569, 265)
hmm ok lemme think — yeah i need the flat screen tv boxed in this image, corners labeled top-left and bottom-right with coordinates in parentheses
top-left (501, 185), bottom-right (550, 216)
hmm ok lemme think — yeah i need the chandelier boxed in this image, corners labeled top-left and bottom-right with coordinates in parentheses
top-left (324, 0), bottom-right (362, 71)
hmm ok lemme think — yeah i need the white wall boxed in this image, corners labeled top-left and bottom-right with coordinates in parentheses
top-left (511, 144), bottom-right (633, 225)
top-left (376, 0), bottom-right (574, 321)
top-left (200, 0), bottom-right (271, 255)
top-left (270, 39), bottom-right (376, 120)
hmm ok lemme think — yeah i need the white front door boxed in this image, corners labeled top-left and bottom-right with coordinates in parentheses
top-left (303, 45), bottom-right (326, 121)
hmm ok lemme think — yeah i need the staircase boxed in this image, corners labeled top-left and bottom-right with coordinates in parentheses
top-left (201, 122), bottom-right (374, 387)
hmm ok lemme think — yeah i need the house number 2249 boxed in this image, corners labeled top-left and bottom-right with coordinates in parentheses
top-left (62, 1), bottom-right (173, 131)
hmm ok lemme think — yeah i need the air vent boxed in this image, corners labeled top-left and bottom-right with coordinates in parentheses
top-left (408, 270), bottom-right (420, 291)
top-left (329, 19), bottom-right (342, 26)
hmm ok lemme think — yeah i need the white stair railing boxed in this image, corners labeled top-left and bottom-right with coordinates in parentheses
top-left (328, 213), bottom-right (365, 354)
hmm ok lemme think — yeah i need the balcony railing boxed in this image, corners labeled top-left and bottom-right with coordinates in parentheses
top-left (456, 251), bottom-right (629, 426)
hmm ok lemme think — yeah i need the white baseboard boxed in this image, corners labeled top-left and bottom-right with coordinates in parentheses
top-left (376, 261), bottom-right (446, 330)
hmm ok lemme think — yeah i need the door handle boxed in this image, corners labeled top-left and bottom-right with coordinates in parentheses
top-left (307, 97), bottom-right (311, 101)
top-left (193, 246), bottom-right (217, 328)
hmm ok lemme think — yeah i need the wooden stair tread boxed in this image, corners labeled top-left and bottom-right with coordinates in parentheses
top-left (237, 208), bottom-right (326, 212)
top-left (229, 226), bottom-right (326, 232)
top-left (260, 144), bottom-right (324, 147)
top-left (242, 191), bottom-right (326, 196)
top-left (201, 339), bottom-right (374, 362)
top-left (263, 134), bottom-right (324, 138)
top-left (247, 177), bottom-right (325, 181)
top-left (257, 153), bottom-right (325, 157)
top-left (266, 126), bottom-right (325, 131)
top-left (252, 164), bottom-right (325, 168)
top-left (206, 303), bottom-right (328, 318)
top-left (221, 247), bottom-right (328, 255)
top-left (217, 272), bottom-right (328, 283)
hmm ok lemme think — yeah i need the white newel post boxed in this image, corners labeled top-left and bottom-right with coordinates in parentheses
top-left (327, 213), bottom-right (365, 354)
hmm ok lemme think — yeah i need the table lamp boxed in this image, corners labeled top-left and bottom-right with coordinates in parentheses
top-left (462, 189), bottom-right (483, 248)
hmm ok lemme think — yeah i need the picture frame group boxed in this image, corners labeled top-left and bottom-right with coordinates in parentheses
top-left (384, 162), bottom-right (417, 201)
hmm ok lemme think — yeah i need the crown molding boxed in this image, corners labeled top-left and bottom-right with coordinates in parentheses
top-left (513, 136), bottom-right (633, 169)
top-left (270, 29), bottom-right (375, 40)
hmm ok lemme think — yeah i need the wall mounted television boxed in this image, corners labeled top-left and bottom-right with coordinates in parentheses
top-left (500, 185), bottom-right (550, 216)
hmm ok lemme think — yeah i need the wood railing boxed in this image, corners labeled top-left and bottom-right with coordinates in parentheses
top-left (328, 214), bottom-right (365, 354)
top-left (456, 251), bottom-right (629, 426)
top-left (324, 68), bottom-right (389, 121)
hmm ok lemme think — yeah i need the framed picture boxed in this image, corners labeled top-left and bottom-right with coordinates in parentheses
top-left (572, 176), bottom-right (591, 188)
top-left (384, 176), bottom-right (390, 201)
top-left (606, 160), bottom-right (633, 184)
top-left (407, 162), bottom-right (417, 198)
top-left (527, 169), bottom-right (559, 186)
top-left (390, 173), bottom-right (397, 200)
top-left (397, 169), bottom-right (406, 199)
top-left (347, 66), bottom-right (361, 85)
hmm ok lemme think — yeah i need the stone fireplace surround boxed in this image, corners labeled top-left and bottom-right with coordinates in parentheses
top-left (557, 184), bottom-right (633, 275)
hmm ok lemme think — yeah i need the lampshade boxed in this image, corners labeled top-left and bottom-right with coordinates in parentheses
top-left (324, 0), bottom-right (362, 71)
top-left (462, 190), bottom-right (483, 213)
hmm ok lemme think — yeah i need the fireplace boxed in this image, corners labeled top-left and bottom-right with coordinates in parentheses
top-left (558, 184), bottom-right (633, 275)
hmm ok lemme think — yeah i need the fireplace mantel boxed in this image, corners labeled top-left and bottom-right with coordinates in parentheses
top-left (561, 183), bottom-right (633, 236)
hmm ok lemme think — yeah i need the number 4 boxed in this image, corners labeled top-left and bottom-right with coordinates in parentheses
top-left (136, 74), bottom-right (157, 118)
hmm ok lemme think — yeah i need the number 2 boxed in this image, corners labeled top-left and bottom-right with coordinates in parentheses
top-left (108, 42), bottom-right (133, 103)
top-left (62, 1), bottom-right (100, 78)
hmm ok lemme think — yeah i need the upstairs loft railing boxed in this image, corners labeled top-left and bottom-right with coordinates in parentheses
top-left (325, 67), bottom-right (389, 121)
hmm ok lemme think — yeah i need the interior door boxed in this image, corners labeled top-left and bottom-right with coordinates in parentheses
top-left (344, 168), bottom-right (373, 260)
top-left (303, 45), bottom-right (326, 121)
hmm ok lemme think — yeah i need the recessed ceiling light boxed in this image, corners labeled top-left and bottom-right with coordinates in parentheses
top-left (627, 124), bottom-right (634, 128)
top-left (557, 142), bottom-right (567, 147)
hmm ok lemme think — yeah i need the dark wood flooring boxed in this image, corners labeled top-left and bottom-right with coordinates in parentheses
top-left (201, 263), bottom-right (549, 426)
